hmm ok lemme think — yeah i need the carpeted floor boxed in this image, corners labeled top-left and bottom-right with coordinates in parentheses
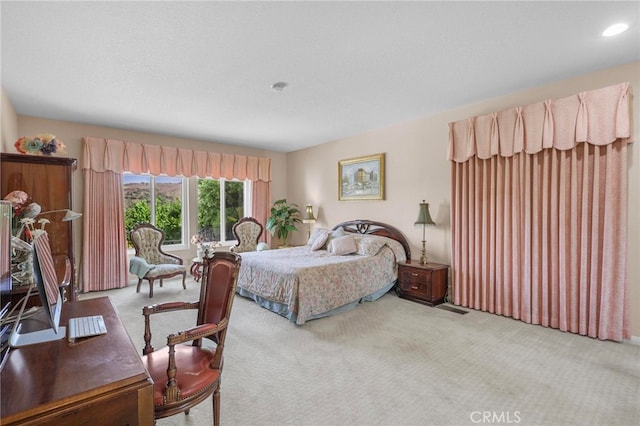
top-left (82, 277), bottom-right (640, 426)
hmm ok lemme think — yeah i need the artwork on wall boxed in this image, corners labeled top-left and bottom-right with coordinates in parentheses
top-left (338, 153), bottom-right (385, 201)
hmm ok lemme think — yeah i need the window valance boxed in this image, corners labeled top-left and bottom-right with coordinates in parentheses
top-left (82, 137), bottom-right (272, 182)
top-left (448, 82), bottom-right (632, 163)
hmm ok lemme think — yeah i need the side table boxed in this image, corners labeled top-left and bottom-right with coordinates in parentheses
top-left (396, 260), bottom-right (449, 306)
top-left (190, 257), bottom-right (203, 282)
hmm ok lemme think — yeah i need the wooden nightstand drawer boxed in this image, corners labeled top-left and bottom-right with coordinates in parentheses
top-left (399, 268), bottom-right (432, 298)
top-left (396, 261), bottom-right (449, 306)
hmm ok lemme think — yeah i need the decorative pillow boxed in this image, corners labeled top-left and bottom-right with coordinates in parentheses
top-left (356, 236), bottom-right (387, 256)
top-left (328, 234), bottom-right (358, 255)
top-left (307, 228), bottom-right (330, 246)
top-left (311, 230), bottom-right (330, 251)
top-left (324, 226), bottom-right (346, 249)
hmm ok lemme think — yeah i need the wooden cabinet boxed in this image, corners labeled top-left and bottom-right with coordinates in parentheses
top-left (396, 261), bottom-right (449, 306)
top-left (1, 153), bottom-right (78, 301)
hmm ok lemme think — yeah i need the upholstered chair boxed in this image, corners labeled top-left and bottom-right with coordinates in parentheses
top-left (141, 251), bottom-right (242, 425)
top-left (232, 217), bottom-right (264, 253)
top-left (129, 223), bottom-right (187, 298)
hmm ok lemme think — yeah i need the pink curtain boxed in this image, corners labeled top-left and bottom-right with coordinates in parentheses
top-left (82, 137), bottom-right (272, 180)
top-left (81, 137), bottom-right (272, 292)
top-left (252, 180), bottom-right (271, 245)
top-left (81, 169), bottom-right (128, 292)
top-left (449, 82), bottom-right (632, 341)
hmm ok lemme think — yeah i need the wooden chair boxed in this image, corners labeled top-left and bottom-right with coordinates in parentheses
top-left (232, 217), bottom-right (263, 252)
top-left (129, 223), bottom-right (187, 298)
top-left (141, 251), bottom-right (242, 425)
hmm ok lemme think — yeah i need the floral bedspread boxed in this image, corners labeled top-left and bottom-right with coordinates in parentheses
top-left (236, 235), bottom-right (407, 324)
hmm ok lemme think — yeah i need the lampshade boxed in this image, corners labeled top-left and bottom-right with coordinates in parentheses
top-left (415, 200), bottom-right (434, 265)
top-left (39, 209), bottom-right (83, 222)
top-left (415, 201), bottom-right (435, 225)
top-left (302, 204), bottom-right (316, 224)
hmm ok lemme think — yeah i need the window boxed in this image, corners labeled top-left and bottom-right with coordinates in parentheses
top-left (123, 173), bottom-right (186, 247)
top-left (197, 178), bottom-right (250, 242)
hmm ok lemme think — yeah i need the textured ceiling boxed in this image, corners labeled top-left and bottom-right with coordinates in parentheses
top-left (1, 1), bottom-right (638, 152)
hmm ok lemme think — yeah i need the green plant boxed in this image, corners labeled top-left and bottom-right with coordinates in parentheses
top-left (265, 199), bottom-right (301, 245)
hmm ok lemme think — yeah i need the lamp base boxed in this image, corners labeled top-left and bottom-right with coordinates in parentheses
top-left (419, 240), bottom-right (428, 265)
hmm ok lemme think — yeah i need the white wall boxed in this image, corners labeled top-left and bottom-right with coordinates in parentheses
top-left (1, 87), bottom-right (18, 152)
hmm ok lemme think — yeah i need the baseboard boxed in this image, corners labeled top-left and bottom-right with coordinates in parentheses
top-left (626, 335), bottom-right (640, 346)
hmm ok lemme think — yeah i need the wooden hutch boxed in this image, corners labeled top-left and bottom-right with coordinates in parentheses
top-left (1, 153), bottom-right (79, 302)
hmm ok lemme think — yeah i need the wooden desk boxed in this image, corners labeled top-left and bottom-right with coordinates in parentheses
top-left (1, 297), bottom-right (153, 425)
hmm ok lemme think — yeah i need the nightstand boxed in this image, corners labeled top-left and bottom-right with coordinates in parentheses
top-left (396, 261), bottom-right (449, 306)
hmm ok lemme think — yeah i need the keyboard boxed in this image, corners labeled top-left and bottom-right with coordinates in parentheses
top-left (68, 315), bottom-right (107, 341)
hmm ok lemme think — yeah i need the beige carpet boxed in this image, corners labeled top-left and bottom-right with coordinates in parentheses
top-left (82, 277), bottom-right (640, 426)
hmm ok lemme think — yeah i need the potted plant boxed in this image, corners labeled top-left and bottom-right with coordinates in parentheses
top-left (266, 199), bottom-right (301, 247)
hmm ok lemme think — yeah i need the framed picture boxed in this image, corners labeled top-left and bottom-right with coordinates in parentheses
top-left (338, 153), bottom-right (385, 201)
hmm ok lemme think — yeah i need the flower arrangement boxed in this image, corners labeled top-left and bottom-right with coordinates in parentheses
top-left (14, 133), bottom-right (66, 156)
top-left (17, 218), bottom-right (49, 241)
top-left (190, 234), bottom-right (204, 246)
top-left (190, 233), bottom-right (223, 258)
top-left (4, 190), bottom-right (29, 217)
top-left (3, 190), bottom-right (48, 240)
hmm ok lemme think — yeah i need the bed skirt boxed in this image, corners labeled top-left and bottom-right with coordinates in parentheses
top-left (235, 279), bottom-right (397, 324)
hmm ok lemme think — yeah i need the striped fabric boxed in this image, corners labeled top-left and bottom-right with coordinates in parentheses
top-left (33, 233), bottom-right (59, 306)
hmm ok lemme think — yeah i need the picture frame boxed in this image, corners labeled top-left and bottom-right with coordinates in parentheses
top-left (338, 153), bottom-right (385, 201)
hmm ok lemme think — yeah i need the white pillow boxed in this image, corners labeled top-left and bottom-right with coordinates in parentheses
top-left (307, 228), bottom-right (330, 246)
top-left (324, 226), bottom-right (346, 249)
top-left (328, 234), bottom-right (357, 255)
top-left (311, 230), bottom-right (330, 251)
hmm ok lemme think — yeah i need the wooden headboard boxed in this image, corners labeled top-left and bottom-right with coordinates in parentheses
top-left (332, 219), bottom-right (411, 261)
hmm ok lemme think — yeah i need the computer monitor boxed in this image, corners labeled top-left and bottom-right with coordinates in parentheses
top-left (0, 201), bottom-right (12, 320)
top-left (9, 232), bottom-right (65, 347)
top-left (1, 201), bottom-right (13, 368)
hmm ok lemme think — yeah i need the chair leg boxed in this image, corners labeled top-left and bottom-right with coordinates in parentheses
top-left (148, 278), bottom-right (154, 298)
top-left (136, 278), bottom-right (143, 293)
top-left (213, 387), bottom-right (220, 426)
top-left (159, 279), bottom-right (163, 288)
top-left (181, 272), bottom-right (187, 289)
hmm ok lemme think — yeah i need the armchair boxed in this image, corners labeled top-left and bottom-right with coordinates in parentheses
top-left (141, 251), bottom-right (242, 424)
top-left (232, 217), bottom-right (264, 252)
top-left (129, 223), bottom-right (187, 298)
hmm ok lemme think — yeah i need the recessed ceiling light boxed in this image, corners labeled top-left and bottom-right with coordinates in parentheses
top-left (271, 81), bottom-right (288, 92)
top-left (602, 23), bottom-right (629, 37)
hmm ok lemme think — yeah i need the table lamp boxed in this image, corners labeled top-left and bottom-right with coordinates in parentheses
top-left (39, 209), bottom-right (83, 222)
top-left (302, 204), bottom-right (316, 239)
top-left (415, 200), bottom-right (435, 265)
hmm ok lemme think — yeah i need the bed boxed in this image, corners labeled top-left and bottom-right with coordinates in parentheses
top-left (235, 220), bottom-right (411, 324)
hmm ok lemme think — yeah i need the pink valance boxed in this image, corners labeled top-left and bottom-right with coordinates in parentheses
top-left (82, 137), bottom-right (272, 182)
top-left (448, 82), bottom-right (632, 163)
